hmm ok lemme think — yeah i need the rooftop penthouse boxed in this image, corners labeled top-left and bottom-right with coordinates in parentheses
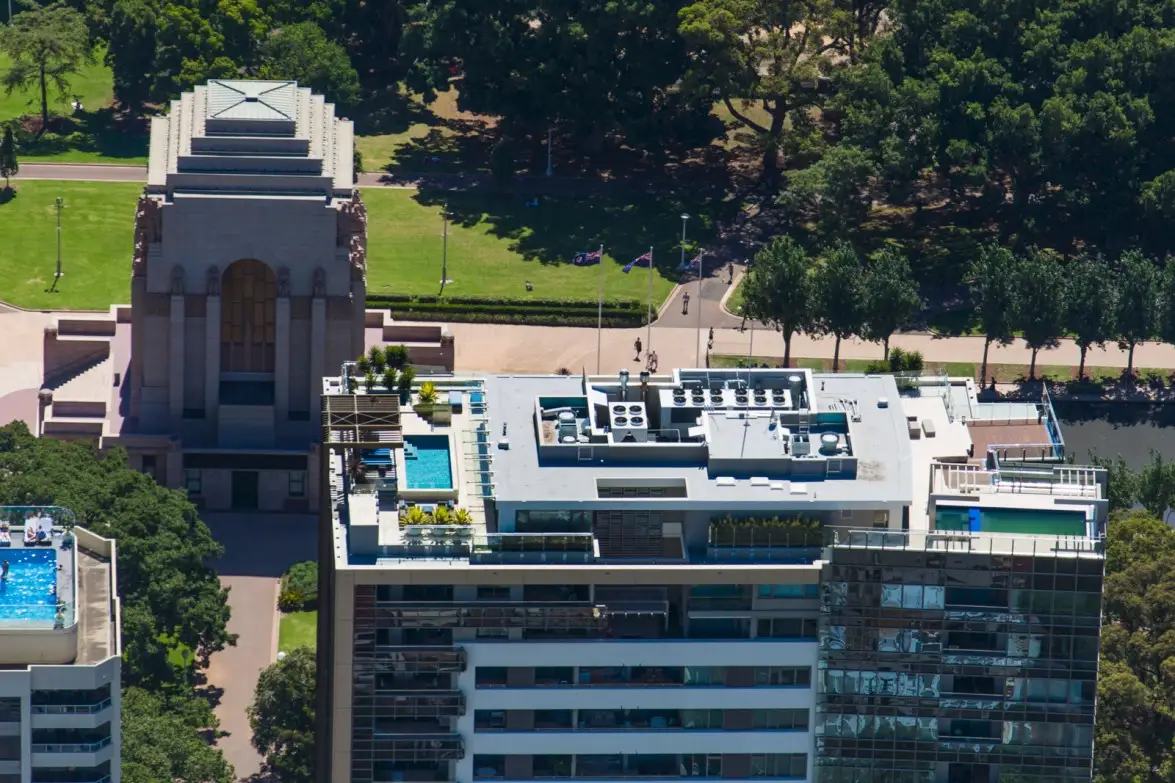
top-left (320, 367), bottom-right (1107, 572)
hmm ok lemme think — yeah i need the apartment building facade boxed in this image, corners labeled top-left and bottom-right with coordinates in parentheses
top-left (317, 367), bottom-right (1106, 783)
top-left (0, 511), bottom-right (122, 783)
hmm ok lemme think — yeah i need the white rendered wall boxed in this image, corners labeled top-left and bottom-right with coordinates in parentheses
top-left (455, 640), bottom-right (818, 783)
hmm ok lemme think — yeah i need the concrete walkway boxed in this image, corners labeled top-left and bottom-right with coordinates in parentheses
top-left (13, 162), bottom-right (415, 189)
top-left (448, 322), bottom-right (1175, 375)
top-left (202, 513), bottom-right (318, 782)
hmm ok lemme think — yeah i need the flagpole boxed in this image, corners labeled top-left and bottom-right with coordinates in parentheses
top-left (646, 246), bottom-right (654, 365)
top-left (596, 244), bottom-right (604, 374)
top-left (695, 252), bottom-right (704, 367)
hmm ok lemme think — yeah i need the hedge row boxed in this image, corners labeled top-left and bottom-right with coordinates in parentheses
top-left (367, 293), bottom-right (646, 312)
top-left (382, 308), bottom-right (644, 328)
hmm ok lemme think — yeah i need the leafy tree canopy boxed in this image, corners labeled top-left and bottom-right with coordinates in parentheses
top-left (259, 21), bottom-right (359, 113)
top-left (0, 2), bottom-right (91, 132)
top-left (249, 646), bottom-right (316, 783)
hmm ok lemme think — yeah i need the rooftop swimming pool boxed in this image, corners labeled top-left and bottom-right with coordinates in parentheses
top-left (404, 435), bottom-right (454, 490)
top-left (0, 549), bottom-right (58, 623)
top-left (935, 506), bottom-right (1087, 537)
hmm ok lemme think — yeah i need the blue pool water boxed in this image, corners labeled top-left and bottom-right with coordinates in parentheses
top-left (404, 435), bottom-right (454, 490)
top-left (0, 549), bottom-right (57, 623)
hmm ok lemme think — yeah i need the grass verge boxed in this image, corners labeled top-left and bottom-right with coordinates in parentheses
top-left (279, 610), bottom-right (317, 652)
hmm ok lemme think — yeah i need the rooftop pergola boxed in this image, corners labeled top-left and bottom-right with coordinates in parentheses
top-left (321, 394), bottom-right (404, 449)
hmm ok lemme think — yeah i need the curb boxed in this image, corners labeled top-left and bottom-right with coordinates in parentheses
top-left (718, 270), bottom-right (745, 317)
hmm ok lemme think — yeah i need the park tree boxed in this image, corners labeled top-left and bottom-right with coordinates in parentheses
top-left (781, 144), bottom-right (877, 236)
top-left (122, 687), bottom-right (235, 783)
top-left (259, 22), bottom-right (359, 113)
top-left (424, 1), bottom-right (705, 155)
top-left (1012, 248), bottom-right (1066, 379)
top-left (104, 0), bottom-right (157, 112)
top-left (968, 243), bottom-right (1018, 385)
top-left (741, 236), bottom-right (814, 369)
top-left (0, 126), bottom-right (16, 190)
top-left (812, 241), bottom-right (866, 371)
top-left (1135, 451), bottom-right (1175, 524)
top-left (1097, 509), bottom-right (1175, 781)
top-left (861, 246), bottom-right (920, 358)
top-left (0, 423), bottom-right (234, 686)
top-left (1067, 254), bottom-right (1117, 379)
top-left (1115, 249), bottom-right (1160, 377)
top-left (1158, 260), bottom-right (1175, 357)
top-left (249, 647), bottom-right (316, 783)
top-left (0, 3), bottom-right (91, 133)
top-left (678, 0), bottom-right (841, 181)
top-left (1089, 454), bottom-right (1139, 517)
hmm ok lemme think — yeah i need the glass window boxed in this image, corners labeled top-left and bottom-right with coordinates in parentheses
top-left (536, 667), bottom-right (574, 685)
top-left (477, 586), bottom-right (511, 601)
top-left (758, 584), bottom-right (819, 599)
top-left (535, 710), bottom-right (574, 729)
top-left (680, 710), bottom-right (723, 729)
top-left (477, 628), bottom-right (508, 639)
top-left (751, 754), bottom-right (807, 777)
top-left (753, 709), bottom-right (808, 730)
top-left (534, 755), bottom-right (572, 778)
top-left (473, 755), bottom-right (505, 778)
top-left (680, 755), bottom-right (721, 777)
top-left (757, 618), bottom-right (818, 639)
top-left (289, 470), bottom-right (306, 497)
top-left (684, 666), bottom-right (725, 685)
top-left (474, 711), bottom-right (506, 731)
top-left (514, 510), bottom-right (592, 533)
top-left (756, 666), bottom-right (811, 686)
top-left (577, 755), bottom-right (623, 777)
top-left (691, 618), bottom-right (751, 639)
top-left (184, 469), bottom-right (202, 495)
top-left (475, 667), bottom-right (508, 688)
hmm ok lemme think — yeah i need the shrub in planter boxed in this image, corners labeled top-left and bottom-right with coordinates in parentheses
top-left (278, 587), bottom-right (306, 612)
top-left (284, 561), bottom-right (318, 605)
top-left (368, 345), bottom-right (387, 373)
top-left (385, 344), bottom-right (409, 370)
top-left (418, 381), bottom-right (438, 404)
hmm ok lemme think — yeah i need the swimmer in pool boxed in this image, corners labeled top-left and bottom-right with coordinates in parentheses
top-left (0, 560), bottom-right (7, 581)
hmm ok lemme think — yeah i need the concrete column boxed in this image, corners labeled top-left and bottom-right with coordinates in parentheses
top-left (169, 294), bottom-right (185, 421)
top-left (205, 295), bottom-right (221, 422)
top-left (275, 295), bottom-right (291, 423)
top-left (129, 277), bottom-right (146, 420)
top-left (310, 296), bottom-right (326, 415)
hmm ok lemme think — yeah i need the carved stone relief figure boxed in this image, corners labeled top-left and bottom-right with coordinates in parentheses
top-left (206, 265), bottom-right (221, 296)
top-left (170, 265), bottom-right (185, 295)
top-left (277, 267), bottom-right (291, 297)
top-left (313, 267), bottom-right (327, 298)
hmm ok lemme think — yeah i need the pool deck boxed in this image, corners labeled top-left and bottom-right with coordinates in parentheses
top-left (0, 535), bottom-right (72, 628)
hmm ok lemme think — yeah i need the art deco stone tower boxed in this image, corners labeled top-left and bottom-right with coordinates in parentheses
top-left (127, 80), bottom-right (366, 508)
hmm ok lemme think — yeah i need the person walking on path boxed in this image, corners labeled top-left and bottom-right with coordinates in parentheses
top-left (634, 337), bottom-right (642, 362)
top-left (682, 292), bottom-right (690, 315)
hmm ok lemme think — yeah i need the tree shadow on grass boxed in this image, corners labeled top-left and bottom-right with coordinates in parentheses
top-left (17, 107), bottom-right (148, 160)
top-left (413, 180), bottom-right (743, 290)
top-left (0, 188), bottom-right (15, 206)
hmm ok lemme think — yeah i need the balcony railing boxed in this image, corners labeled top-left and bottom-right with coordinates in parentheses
top-left (31, 736), bottom-right (112, 753)
top-left (31, 699), bottom-right (113, 715)
top-left (370, 646), bottom-right (467, 673)
top-left (370, 691), bottom-right (466, 718)
top-left (374, 603), bottom-right (607, 632)
top-left (370, 734), bottom-right (465, 761)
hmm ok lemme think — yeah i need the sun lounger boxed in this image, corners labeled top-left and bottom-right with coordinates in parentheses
top-left (0, 531), bottom-right (10, 547)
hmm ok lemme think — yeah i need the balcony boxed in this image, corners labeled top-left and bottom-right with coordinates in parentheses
top-left (368, 692), bottom-right (466, 719)
top-left (374, 603), bottom-right (608, 633)
top-left (370, 734), bottom-right (465, 761)
top-left (371, 647), bottom-right (467, 673)
top-left (30, 699), bottom-right (115, 730)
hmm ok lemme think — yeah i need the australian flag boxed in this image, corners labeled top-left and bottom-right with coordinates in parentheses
top-left (572, 250), bottom-right (602, 266)
top-left (676, 251), bottom-right (704, 273)
top-left (623, 251), bottom-right (653, 274)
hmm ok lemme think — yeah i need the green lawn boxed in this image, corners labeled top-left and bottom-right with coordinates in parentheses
top-left (0, 181), bottom-right (711, 310)
top-left (0, 50), bottom-right (114, 123)
top-left (0, 49), bottom-right (149, 164)
top-left (363, 188), bottom-right (719, 304)
top-left (279, 610), bottom-right (317, 652)
top-left (0, 180), bottom-right (138, 310)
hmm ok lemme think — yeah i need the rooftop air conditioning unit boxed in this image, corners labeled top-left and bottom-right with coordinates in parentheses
top-left (612, 401), bottom-right (649, 442)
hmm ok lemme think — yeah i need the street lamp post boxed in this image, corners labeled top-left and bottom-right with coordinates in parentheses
top-left (546, 128), bottom-right (554, 178)
top-left (53, 197), bottom-right (64, 288)
top-left (440, 204), bottom-right (452, 289)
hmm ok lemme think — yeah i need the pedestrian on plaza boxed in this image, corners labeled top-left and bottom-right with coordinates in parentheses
top-left (634, 337), bottom-right (642, 361)
top-left (682, 292), bottom-right (690, 315)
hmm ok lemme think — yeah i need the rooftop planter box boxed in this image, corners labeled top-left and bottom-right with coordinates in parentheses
top-left (708, 515), bottom-right (824, 548)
